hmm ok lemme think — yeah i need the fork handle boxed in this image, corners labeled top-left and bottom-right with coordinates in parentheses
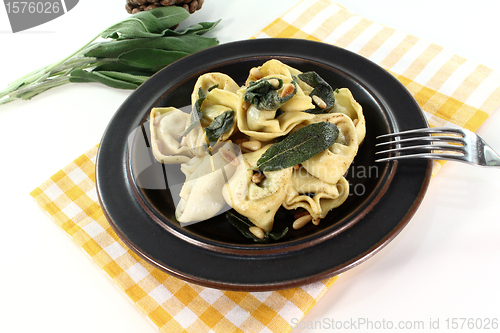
top-left (484, 145), bottom-right (500, 167)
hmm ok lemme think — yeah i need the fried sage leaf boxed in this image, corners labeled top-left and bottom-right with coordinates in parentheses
top-left (256, 122), bottom-right (339, 171)
top-left (205, 110), bottom-right (235, 146)
top-left (244, 77), bottom-right (296, 111)
top-left (226, 210), bottom-right (288, 243)
top-left (298, 71), bottom-right (335, 113)
top-left (182, 84), bottom-right (219, 136)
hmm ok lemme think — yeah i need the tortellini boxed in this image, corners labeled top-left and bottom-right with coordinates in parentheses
top-left (175, 141), bottom-right (239, 224)
top-left (284, 170), bottom-right (349, 220)
top-left (150, 107), bottom-right (193, 164)
top-left (183, 73), bottom-right (241, 157)
top-left (222, 145), bottom-right (292, 231)
top-left (299, 113), bottom-right (359, 185)
top-left (148, 59), bottom-right (366, 234)
top-left (332, 88), bottom-right (366, 143)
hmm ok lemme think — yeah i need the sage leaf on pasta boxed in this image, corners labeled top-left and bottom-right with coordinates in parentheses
top-left (204, 110), bottom-right (234, 146)
top-left (181, 87), bottom-right (205, 136)
top-left (244, 77), bottom-right (296, 111)
top-left (226, 210), bottom-right (288, 243)
top-left (256, 122), bottom-right (339, 171)
top-left (298, 71), bottom-right (335, 113)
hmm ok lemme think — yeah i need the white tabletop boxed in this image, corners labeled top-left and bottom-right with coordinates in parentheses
top-left (1, 1), bottom-right (500, 332)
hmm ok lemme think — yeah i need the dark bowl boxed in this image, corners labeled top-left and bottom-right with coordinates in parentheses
top-left (96, 38), bottom-right (432, 291)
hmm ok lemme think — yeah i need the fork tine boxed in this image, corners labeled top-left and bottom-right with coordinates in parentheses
top-left (376, 135), bottom-right (465, 146)
top-left (375, 143), bottom-right (466, 155)
top-left (376, 127), bottom-right (464, 139)
top-left (375, 152), bottom-right (468, 163)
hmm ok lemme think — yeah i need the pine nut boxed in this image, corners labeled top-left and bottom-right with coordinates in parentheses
top-left (240, 147), bottom-right (252, 154)
top-left (281, 84), bottom-right (295, 98)
top-left (268, 78), bottom-right (280, 88)
top-left (250, 67), bottom-right (264, 80)
top-left (312, 95), bottom-right (327, 109)
top-left (252, 171), bottom-right (265, 184)
top-left (234, 138), bottom-right (248, 145)
top-left (249, 226), bottom-right (265, 239)
top-left (241, 140), bottom-right (262, 151)
top-left (293, 210), bottom-right (309, 219)
top-left (353, 118), bottom-right (359, 126)
top-left (242, 101), bottom-right (251, 111)
top-left (293, 214), bottom-right (312, 230)
top-left (312, 217), bottom-right (321, 226)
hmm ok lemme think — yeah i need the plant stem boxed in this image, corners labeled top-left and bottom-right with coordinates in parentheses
top-left (0, 30), bottom-right (105, 105)
top-left (0, 56), bottom-right (114, 105)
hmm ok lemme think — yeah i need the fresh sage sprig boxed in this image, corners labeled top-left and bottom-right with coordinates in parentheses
top-left (256, 122), bottom-right (339, 171)
top-left (0, 7), bottom-right (220, 106)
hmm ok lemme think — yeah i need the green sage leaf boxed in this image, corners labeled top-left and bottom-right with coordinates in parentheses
top-left (101, 7), bottom-right (190, 40)
top-left (183, 84), bottom-right (219, 136)
top-left (257, 122), bottom-right (339, 171)
top-left (117, 48), bottom-right (189, 69)
top-left (92, 62), bottom-right (157, 76)
top-left (182, 87), bottom-right (206, 136)
top-left (69, 69), bottom-right (140, 89)
top-left (85, 35), bottom-right (219, 59)
top-left (244, 77), bottom-right (296, 111)
top-left (226, 210), bottom-right (288, 243)
top-left (163, 20), bottom-right (221, 36)
top-left (298, 72), bottom-right (335, 113)
top-left (93, 70), bottom-right (149, 85)
top-left (204, 110), bottom-right (235, 146)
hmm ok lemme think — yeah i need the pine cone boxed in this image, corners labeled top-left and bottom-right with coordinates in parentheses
top-left (125, 0), bottom-right (204, 14)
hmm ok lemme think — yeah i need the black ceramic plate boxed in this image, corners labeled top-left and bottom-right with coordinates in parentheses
top-left (96, 39), bottom-right (432, 291)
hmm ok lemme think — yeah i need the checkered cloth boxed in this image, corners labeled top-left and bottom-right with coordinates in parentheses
top-left (30, 145), bottom-right (337, 332)
top-left (255, 0), bottom-right (500, 173)
top-left (31, 1), bottom-right (500, 332)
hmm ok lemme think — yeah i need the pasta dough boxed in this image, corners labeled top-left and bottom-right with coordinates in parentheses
top-left (299, 113), bottom-right (359, 185)
top-left (184, 73), bottom-right (241, 158)
top-left (175, 141), bottom-right (239, 223)
top-left (222, 145), bottom-right (292, 231)
top-left (332, 88), bottom-right (366, 143)
top-left (150, 107), bottom-right (194, 164)
top-left (236, 60), bottom-right (316, 141)
top-left (284, 170), bottom-right (349, 220)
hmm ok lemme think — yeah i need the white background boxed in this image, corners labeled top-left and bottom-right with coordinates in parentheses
top-left (1, 0), bottom-right (500, 332)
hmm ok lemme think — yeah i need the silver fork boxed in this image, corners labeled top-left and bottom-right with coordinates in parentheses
top-left (375, 127), bottom-right (500, 167)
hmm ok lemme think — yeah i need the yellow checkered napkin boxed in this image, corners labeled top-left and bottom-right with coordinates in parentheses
top-left (31, 1), bottom-right (500, 332)
top-left (255, 0), bottom-right (500, 173)
top-left (30, 145), bottom-right (338, 333)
